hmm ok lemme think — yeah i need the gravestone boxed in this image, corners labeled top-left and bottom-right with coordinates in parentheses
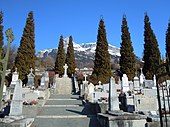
top-left (109, 77), bottom-right (119, 111)
top-left (10, 68), bottom-right (19, 88)
top-left (122, 74), bottom-right (129, 92)
top-left (134, 76), bottom-right (140, 90)
top-left (27, 68), bottom-right (35, 86)
top-left (144, 80), bottom-right (154, 88)
top-left (73, 75), bottom-right (79, 93)
top-left (129, 81), bottom-right (133, 92)
top-left (10, 79), bottom-right (23, 116)
top-left (40, 71), bottom-right (49, 89)
top-left (139, 68), bottom-right (145, 87)
top-left (88, 83), bottom-right (94, 94)
top-left (54, 64), bottom-right (72, 94)
top-left (153, 75), bottom-right (156, 87)
top-left (63, 64), bottom-right (68, 77)
top-left (87, 83), bottom-right (94, 102)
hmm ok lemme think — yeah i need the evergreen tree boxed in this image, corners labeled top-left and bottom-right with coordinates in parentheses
top-left (15, 11), bottom-right (36, 84)
top-left (0, 11), bottom-right (4, 72)
top-left (166, 20), bottom-right (170, 62)
top-left (143, 13), bottom-right (161, 79)
top-left (90, 18), bottom-right (112, 84)
top-left (65, 36), bottom-right (76, 77)
top-left (54, 35), bottom-right (65, 76)
top-left (119, 15), bottom-right (136, 81)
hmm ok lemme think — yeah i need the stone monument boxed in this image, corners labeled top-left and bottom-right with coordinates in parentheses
top-left (54, 64), bottom-right (72, 94)
top-left (27, 68), bottom-right (35, 86)
top-left (134, 76), bottom-right (140, 90)
top-left (10, 79), bottom-right (23, 116)
top-left (10, 68), bottom-right (19, 88)
top-left (139, 68), bottom-right (145, 87)
top-left (122, 74), bottom-right (129, 92)
top-left (63, 64), bottom-right (68, 77)
top-left (109, 77), bottom-right (119, 111)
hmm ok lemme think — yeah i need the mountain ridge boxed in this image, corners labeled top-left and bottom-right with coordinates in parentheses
top-left (36, 37), bottom-right (120, 68)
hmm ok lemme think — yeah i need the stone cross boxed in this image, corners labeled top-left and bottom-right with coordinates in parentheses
top-left (27, 68), bottom-right (35, 86)
top-left (109, 77), bottom-right (119, 111)
top-left (63, 64), bottom-right (68, 77)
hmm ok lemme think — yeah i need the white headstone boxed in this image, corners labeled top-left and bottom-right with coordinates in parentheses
top-left (10, 68), bottom-right (19, 88)
top-left (134, 76), bottom-right (140, 90)
top-left (63, 64), bottom-right (68, 77)
top-left (153, 75), bottom-right (156, 87)
top-left (40, 71), bottom-right (49, 88)
top-left (10, 79), bottom-right (23, 116)
top-left (122, 74), bottom-right (129, 92)
top-left (88, 83), bottom-right (94, 94)
top-left (109, 77), bottom-right (119, 111)
top-left (140, 68), bottom-right (145, 87)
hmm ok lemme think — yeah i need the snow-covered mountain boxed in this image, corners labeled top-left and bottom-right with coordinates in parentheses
top-left (36, 37), bottom-right (120, 68)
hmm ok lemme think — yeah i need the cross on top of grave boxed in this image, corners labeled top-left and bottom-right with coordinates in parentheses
top-left (63, 64), bottom-right (68, 77)
top-left (28, 68), bottom-right (35, 77)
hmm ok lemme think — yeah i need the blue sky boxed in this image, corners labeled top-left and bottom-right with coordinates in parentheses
top-left (0, 0), bottom-right (170, 57)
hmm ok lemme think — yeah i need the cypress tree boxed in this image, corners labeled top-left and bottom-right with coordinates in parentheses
top-left (65, 36), bottom-right (76, 77)
top-left (15, 11), bottom-right (36, 84)
top-left (143, 13), bottom-right (161, 79)
top-left (0, 11), bottom-right (4, 72)
top-left (166, 20), bottom-right (170, 62)
top-left (91, 18), bottom-right (112, 84)
top-left (119, 15), bottom-right (136, 81)
top-left (54, 35), bottom-right (65, 76)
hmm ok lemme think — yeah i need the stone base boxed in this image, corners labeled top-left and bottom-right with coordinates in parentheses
top-left (55, 77), bottom-right (72, 95)
top-left (97, 111), bottom-right (147, 127)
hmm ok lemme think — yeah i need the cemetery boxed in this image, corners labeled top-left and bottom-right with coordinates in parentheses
top-left (1, 4), bottom-right (170, 127)
top-left (0, 62), bottom-right (170, 127)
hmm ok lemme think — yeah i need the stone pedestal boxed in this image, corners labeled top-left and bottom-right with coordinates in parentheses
top-left (55, 77), bottom-right (72, 95)
top-left (98, 111), bottom-right (147, 127)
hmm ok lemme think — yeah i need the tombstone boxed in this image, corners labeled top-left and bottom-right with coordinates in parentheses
top-left (100, 83), bottom-right (109, 93)
top-left (139, 68), bottom-right (145, 87)
top-left (134, 76), bottom-right (140, 90)
top-left (40, 71), bottom-right (49, 89)
top-left (116, 78), bottom-right (122, 93)
top-left (27, 68), bottom-right (35, 86)
top-left (10, 68), bottom-right (19, 88)
top-left (129, 81), bottom-right (133, 92)
top-left (63, 64), bottom-right (68, 77)
top-left (144, 80), bottom-right (154, 89)
top-left (73, 75), bottom-right (79, 93)
top-left (87, 83), bottom-right (95, 102)
top-left (109, 77), bottom-right (119, 111)
top-left (10, 79), bottom-right (23, 116)
top-left (88, 83), bottom-right (94, 95)
top-left (122, 74), bottom-right (129, 92)
top-left (153, 75), bottom-right (156, 87)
